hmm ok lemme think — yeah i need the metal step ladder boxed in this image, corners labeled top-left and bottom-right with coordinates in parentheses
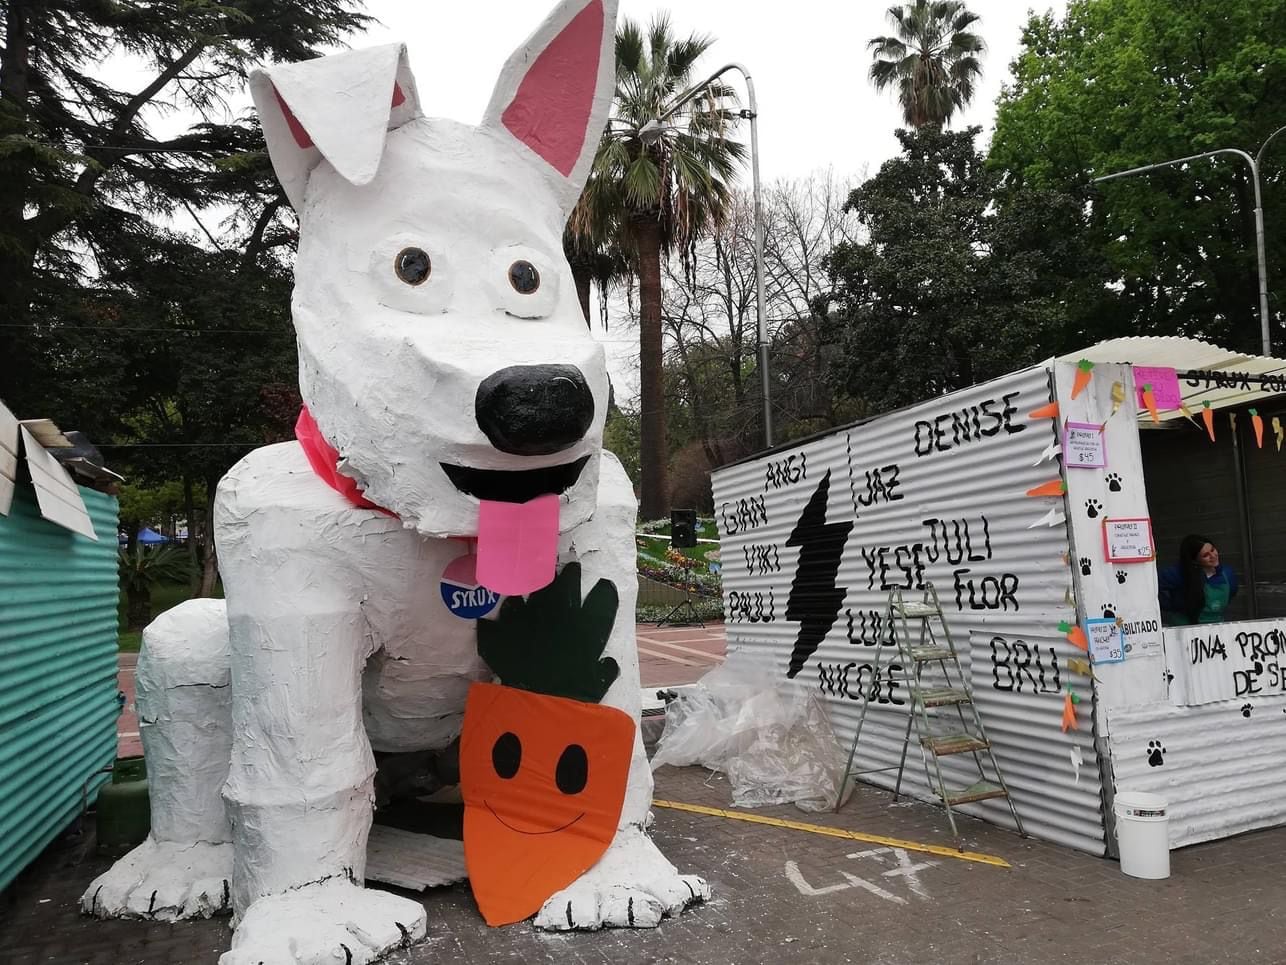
top-left (835, 583), bottom-right (1025, 848)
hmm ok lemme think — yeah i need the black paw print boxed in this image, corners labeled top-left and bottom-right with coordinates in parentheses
top-left (1106, 473), bottom-right (1123, 492)
top-left (1080, 557), bottom-right (1092, 576)
top-left (1241, 703), bottom-right (1253, 718)
top-left (1101, 603), bottom-right (1117, 619)
top-left (1147, 741), bottom-right (1166, 767)
top-left (1115, 570), bottom-right (1127, 584)
top-left (1085, 499), bottom-right (1102, 519)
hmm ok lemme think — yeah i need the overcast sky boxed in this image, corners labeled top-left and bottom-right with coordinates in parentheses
top-left (351, 0), bottom-right (1067, 182)
top-left (109, 1), bottom-right (1069, 406)
top-left (341, 1), bottom-right (1068, 403)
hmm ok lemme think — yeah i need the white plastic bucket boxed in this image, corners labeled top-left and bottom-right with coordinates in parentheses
top-left (1114, 791), bottom-right (1170, 879)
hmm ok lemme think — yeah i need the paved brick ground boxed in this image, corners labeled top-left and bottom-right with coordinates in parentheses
top-left (29, 629), bottom-right (1279, 962)
top-left (116, 655), bottom-right (140, 760)
top-left (637, 623), bottom-right (726, 688)
top-left (7, 761), bottom-right (1286, 965)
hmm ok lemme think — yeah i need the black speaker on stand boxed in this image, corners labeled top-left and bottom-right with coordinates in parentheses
top-left (657, 509), bottom-right (704, 628)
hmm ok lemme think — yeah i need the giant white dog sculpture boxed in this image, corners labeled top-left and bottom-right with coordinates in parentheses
top-left (82, 2), bottom-right (708, 961)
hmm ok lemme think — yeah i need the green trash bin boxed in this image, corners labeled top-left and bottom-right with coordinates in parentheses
top-left (96, 757), bottom-right (150, 854)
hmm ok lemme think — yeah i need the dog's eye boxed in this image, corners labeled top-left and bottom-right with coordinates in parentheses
top-left (508, 260), bottom-right (540, 295)
top-left (394, 247), bottom-right (432, 286)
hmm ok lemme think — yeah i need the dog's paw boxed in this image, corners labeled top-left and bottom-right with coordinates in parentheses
top-left (218, 879), bottom-right (426, 965)
top-left (81, 837), bottom-right (233, 922)
top-left (533, 873), bottom-right (709, 931)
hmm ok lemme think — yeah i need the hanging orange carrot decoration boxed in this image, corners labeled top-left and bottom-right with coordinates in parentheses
top-left (1250, 408), bottom-right (1265, 448)
top-left (1028, 400), bottom-right (1060, 420)
top-left (1026, 478), bottom-right (1066, 497)
top-left (1059, 620), bottom-right (1088, 651)
top-left (1061, 691), bottom-right (1079, 732)
top-left (1070, 359), bottom-right (1095, 400)
top-left (462, 563), bottom-right (634, 927)
top-left (1201, 401), bottom-right (1217, 442)
top-left (1141, 384), bottom-right (1160, 423)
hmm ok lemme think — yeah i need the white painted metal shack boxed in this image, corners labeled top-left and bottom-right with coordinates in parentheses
top-left (711, 336), bottom-right (1286, 856)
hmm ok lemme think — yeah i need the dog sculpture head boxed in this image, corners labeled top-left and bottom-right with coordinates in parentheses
top-left (250, 0), bottom-right (618, 555)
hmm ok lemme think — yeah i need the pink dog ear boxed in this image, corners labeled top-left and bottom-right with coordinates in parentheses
top-left (482, 0), bottom-right (618, 216)
top-left (250, 44), bottom-right (421, 210)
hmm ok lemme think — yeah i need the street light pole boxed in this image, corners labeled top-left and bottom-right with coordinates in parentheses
top-left (640, 63), bottom-right (773, 449)
top-left (1093, 125), bottom-right (1286, 358)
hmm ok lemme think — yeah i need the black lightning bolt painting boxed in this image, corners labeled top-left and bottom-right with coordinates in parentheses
top-left (785, 469), bottom-right (853, 678)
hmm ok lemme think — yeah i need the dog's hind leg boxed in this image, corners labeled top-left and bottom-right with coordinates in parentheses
top-left (534, 451), bottom-right (710, 931)
top-left (81, 599), bottom-right (235, 921)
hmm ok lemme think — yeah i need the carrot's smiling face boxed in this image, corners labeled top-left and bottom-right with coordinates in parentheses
top-left (461, 682), bottom-right (634, 925)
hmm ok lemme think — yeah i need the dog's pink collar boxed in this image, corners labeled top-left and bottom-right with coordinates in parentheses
top-left (295, 406), bottom-right (396, 516)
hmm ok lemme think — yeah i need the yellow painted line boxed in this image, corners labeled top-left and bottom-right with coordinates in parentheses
top-left (652, 799), bottom-right (1011, 868)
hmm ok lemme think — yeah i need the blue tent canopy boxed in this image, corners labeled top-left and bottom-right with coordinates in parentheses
top-left (137, 527), bottom-right (170, 545)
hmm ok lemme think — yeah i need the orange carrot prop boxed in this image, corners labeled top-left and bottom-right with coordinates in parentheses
top-left (1071, 359), bottom-right (1094, 400)
top-left (1026, 479), bottom-right (1066, 497)
top-left (1201, 401), bottom-right (1216, 442)
top-left (1028, 400), bottom-right (1060, 420)
top-left (1059, 620), bottom-right (1088, 651)
top-left (464, 564), bottom-right (633, 927)
top-left (1141, 384), bottom-right (1159, 423)
top-left (1061, 690), bottom-right (1080, 733)
top-left (1250, 408), bottom-right (1265, 448)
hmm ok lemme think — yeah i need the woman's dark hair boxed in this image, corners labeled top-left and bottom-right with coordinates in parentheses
top-left (1178, 534), bottom-right (1214, 624)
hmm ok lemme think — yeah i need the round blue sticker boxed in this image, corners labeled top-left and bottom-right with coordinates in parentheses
top-left (441, 553), bottom-right (501, 619)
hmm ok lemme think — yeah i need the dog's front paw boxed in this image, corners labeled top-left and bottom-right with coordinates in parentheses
top-left (81, 837), bottom-right (233, 921)
top-left (218, 879), bottom-right (426, 965)
top-left (533, 873), bottom-right (709, 931)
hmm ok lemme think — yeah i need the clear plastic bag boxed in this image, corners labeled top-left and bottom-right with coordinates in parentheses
top-left (650, 654), bottom-right (850, 812)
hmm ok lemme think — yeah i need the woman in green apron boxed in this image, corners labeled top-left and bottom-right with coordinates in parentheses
top-left (1158, 534), bottom-right (1239, 626)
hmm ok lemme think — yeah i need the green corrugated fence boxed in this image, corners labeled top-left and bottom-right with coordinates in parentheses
top-left (0, 483), bottom-right (119, 892)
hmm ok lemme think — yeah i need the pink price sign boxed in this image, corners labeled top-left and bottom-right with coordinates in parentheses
top-left (1133, 366), bottom-right (1182, 410)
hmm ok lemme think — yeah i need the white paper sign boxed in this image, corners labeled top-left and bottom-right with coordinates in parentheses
top-left (1086, 617), bottom-right (1124, 664)
top-left (1163, 619), bottom-right (1286, 705)
top-left (1063, 422), bottom-right (1106, 469)
top-left (1103, 517), bottom-right (1154, 562)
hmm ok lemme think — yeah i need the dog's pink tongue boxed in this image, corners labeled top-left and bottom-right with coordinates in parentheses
top-left (476, 494), bottom-right (560, 596)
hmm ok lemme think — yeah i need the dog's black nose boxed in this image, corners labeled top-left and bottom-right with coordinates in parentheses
top-left (475, 364), bottom-right (594, 456)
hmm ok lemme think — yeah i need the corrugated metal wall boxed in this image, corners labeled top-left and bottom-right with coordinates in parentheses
top-left (1108, 695), bottom-right (1286, 847)
top-left (712, 365), bottom-right (1106, 854)
top-left (0, 483), bottom-right (119, 891)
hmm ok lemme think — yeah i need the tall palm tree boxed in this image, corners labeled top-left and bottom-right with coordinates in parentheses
top-left (571, 15), bottom-right (745, 520)
top-left (868, 1), bottom-right (985, 128)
